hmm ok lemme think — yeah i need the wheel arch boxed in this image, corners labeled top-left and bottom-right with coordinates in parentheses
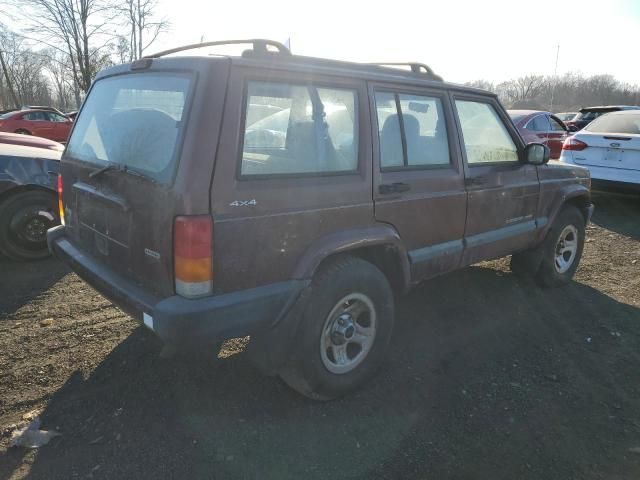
top-left (291, 224), bottom-right (411, 295)
top-left (0, 183), bottom-right (57, 207)
top-left (539, 185), bottom-right (591, 241)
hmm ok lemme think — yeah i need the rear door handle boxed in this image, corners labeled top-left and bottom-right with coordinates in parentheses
top-left (379, 182), bottom-right (411, 195)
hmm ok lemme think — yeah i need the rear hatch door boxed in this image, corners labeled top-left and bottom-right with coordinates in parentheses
top-left (61, 58), bottom-right (229, 297)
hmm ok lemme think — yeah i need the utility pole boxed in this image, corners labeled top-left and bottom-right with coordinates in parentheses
top-left (0, 50), bottom-right (20, 109)
top-left (549, 44), bottom-right (560, 113)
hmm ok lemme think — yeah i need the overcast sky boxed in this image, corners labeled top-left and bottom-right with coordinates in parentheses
top-left (151, 0), bottom-right (640, 84)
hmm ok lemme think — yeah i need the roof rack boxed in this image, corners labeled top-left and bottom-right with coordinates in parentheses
top-left (367, 62), bottom-right (443, 81)
top-left (146, 39), bottom-right (291, 59)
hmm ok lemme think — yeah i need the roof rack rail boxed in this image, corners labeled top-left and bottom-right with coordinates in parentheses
top-left (367, 62), bottom-right (443, 81)
top-left (146, 39), bottom-right (291, 59)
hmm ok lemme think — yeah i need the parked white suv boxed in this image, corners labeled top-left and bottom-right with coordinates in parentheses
top-left (559, 110), bottom-right (640, 191)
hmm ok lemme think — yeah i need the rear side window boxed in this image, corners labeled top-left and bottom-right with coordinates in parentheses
top-left (24, 112), bottom-right (47, 121)
top-left (240, 81), bottom-right (358, 176)
top-left (526, 115), bottom-right (550, 132)
top-left (584, 113), bottom-right (640, 134)
top-left (455, 100), bottom-right (518, 164)
top-left (66, 73), bottom-right (192, 184)
top-left (375, 91), bottom-right (450, 169)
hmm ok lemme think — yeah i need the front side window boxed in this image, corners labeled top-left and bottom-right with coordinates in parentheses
top-left (47, 113), bottom-right (68, 123)
top-left (240, 81), bottom-right (358, 176)
top-left (66, 73), bottom-right (192, 184)
top-left (549, 116), bottom-right (566, 132)
top-left (375, 91), bottom-right (450, 169)
top-left (455, 100), bottom-right (519, 164)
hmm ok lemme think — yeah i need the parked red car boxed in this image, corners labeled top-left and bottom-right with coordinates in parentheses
top-left (0, 109), bottom-right (73, 143)
top-left (508, 110), bottom-right (569, 159)
top-left (0, 132), bottom-right (64, 151)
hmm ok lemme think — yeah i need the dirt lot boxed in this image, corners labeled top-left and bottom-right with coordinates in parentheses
top-left (0, 192), bottom-right (639, 480)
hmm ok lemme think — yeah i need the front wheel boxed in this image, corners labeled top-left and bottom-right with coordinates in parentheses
top-left (0, 190), bottom-right (59, 261)
top-left (279, 256), bottom-right (395, 400)
top-left (14, 129), bottom-right (31, 135)
top-left (520, 206), bottom-right (585, 288)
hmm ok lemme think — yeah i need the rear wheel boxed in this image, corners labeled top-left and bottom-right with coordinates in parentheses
top-left (0, 190), bottom-right (58, 261)
top-left (14, 129), bottom-right (31, 135)
top-left (279, 256), bottom-right (395, 400)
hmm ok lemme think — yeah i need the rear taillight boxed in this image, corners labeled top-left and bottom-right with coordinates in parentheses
top-left (174, 215), bottom-right (213, 298)
top-left (562, 138), bottom-right (588, 151)
top-left (57, 174), bottom-right (65, 225)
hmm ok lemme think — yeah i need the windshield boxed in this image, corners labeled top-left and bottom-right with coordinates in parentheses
top-left (66, 73), bottom-right (192, 183)
top-left (584, 113), bottom-right (640, 134)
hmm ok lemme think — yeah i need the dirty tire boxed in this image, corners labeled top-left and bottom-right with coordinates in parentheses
top-left (0, 190), bottom-right (58, 261)
top-left (535, 205), bottom-right (585, 288)
top-left (279, 255), bottom-right (395, 401)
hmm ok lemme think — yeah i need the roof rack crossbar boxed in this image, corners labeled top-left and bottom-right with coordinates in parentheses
top-left (146, 39), bottom-right (291, 59)
top-left (367, 62), bottom-right (442, 80)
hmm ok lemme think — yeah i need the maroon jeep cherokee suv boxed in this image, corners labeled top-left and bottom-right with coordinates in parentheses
top-left (48, 39), bottom-right (593, 400)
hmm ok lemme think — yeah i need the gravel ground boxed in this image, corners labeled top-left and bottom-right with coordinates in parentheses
top-left (0, 192), bottom-right (639, 480)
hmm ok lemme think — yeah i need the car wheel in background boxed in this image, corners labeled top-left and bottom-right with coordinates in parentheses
top-left (279, 255), bottom-right (395, 400)
top-left (14, 129), bottom-right (31, 135)
top-left (0, 190), bottom-right (59, 261)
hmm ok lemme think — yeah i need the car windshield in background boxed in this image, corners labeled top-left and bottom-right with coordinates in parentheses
top-left (575, 110), bottom-right (609, 121)
top-left (584, 113), bottom-right (640, 135)
top-left (65, 73), bottom-right (192, 183)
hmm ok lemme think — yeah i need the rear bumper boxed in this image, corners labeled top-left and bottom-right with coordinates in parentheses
top-left (47, 225), bottom-right (309, 348)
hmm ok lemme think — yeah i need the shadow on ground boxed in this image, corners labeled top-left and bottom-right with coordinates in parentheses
top-left (591, 191), bottom-right (640, 240)
top-left (2, 266), bottom-right (639, 479)
top-left (0, 257), bottom-right (69, 318)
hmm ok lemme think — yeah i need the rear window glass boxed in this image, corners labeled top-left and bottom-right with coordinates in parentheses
top-left (66, 73), bottom-right (192, 183)
top-left (575, 110), bottom-right (610, 121)
top-left (584, 113), bottom-right (640, 135)
top-left (240, 81), bottom-right (358, 176)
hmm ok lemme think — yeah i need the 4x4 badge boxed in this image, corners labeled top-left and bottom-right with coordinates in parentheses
top-left (229, 199), bottom-right (257, 207)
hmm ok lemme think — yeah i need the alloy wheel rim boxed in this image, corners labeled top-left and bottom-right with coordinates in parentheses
top-left (554, 225), bottom-right (578, 274)
top-left (320, 293), bottom-right (377, 375)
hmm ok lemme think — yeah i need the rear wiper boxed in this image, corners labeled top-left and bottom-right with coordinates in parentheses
top-left (89, 162), bottom-right (124, 179)
top-left (88, 162), bottom-right (154, 183)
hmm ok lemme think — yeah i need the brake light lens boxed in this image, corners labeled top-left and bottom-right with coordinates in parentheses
top-left (562, 138), bottom-right (588, 151)
top-left (57, 174), bottom-right (65, 225)
top-left (174, 215), bottom-right (213, 298)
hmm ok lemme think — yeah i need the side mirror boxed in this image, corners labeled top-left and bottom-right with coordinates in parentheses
top-left (567, 124), bottom-right (578, 132)
top-left (525, 142), bottom-right (550, 165)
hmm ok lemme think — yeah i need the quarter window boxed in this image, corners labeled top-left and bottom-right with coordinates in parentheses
top-left (375, 91), bottom-right (450, 169)
top-left (240, 81), bottom-right (358, 176)
top-left (455, 100), bottom-right (519, 164)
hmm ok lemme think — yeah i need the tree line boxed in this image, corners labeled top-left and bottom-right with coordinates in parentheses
top-left (466, 73), bottom-right (640, 112)
top-left (0, 0), bottom-right (169, 111)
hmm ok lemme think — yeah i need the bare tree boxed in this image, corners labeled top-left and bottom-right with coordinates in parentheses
top-left (8, 0), bottom-right (118, 94)
top-left (0, 25), bottom-right (52, 108)
top-left (121, 0), bottom-right (169, 60)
